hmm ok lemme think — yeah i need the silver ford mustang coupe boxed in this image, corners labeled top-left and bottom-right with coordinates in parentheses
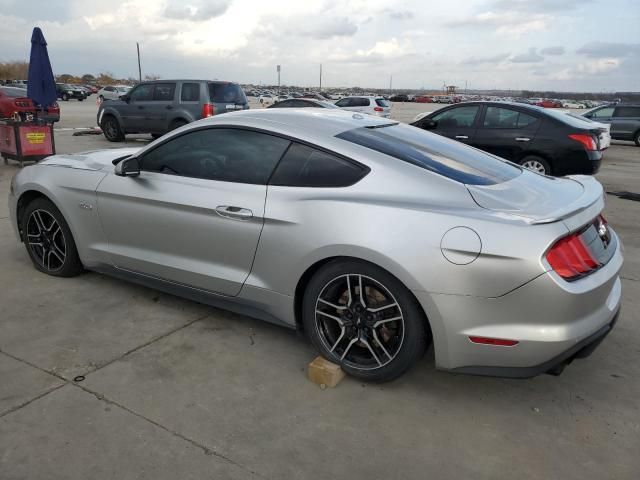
top-left (9, 109), bottom-right (622, 382)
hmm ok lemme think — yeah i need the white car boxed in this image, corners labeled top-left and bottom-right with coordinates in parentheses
top-left (563, 101), bottom-right (585, 109)
top-left (97, 85), bottom-right (132, 101)
top-left (259, 95), bottom-right (275, 106)
top-left (334, 96), bottom-right (391, 118)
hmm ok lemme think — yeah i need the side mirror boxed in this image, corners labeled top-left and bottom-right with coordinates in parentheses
top-left (114, 157), bottom-right (140, 177)
top-left (120, 94), bottom-right (130, 102)
top-left (420, 118), bottom-right (437, 130)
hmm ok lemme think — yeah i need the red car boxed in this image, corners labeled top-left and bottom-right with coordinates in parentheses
top-left (415, 95), bottom-right (433, 103)
top-left (536, 99), bottom-right (562, 108)
top-left (0, 86), bottom-right (60, 122)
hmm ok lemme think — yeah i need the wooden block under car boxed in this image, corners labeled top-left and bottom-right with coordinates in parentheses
top-left (308, 356), bottom-right (345, 388)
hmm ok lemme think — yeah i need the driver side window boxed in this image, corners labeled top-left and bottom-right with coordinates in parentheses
top-left (432, 106), bottom-right (480, 128)
top-left (130, 84), bottom-right (154, 101)
top-left (139, 128), bottom-right (291, 185)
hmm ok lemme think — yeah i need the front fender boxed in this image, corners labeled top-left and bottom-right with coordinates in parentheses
top-left (97, 106), bottom-right (124, 128)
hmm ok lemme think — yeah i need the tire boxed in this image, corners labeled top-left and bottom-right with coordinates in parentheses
top-left (98, 95), bottom-right (104, 102)
top-left (169, 119), bottom-right (187, 131)
top-left (62, 93), bottom-right (69, 101)
top-left (78, 98), bottom-right (84, 102)
top-left (634, 131), bottom-right (640, 147)
top-left (302, 259), bottom-right (429, 382)
top-left (101, 115), bottom-right (125, 142)
top-left (519, 155), bottom-right (551, 175)
top-left (20, 197), bottom-right (84, 277)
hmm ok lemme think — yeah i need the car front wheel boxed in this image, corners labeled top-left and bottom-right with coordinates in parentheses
top-left (101, 116), bottom-right (125, 142)
top-left (303, 259), bottom-right (429, 382)
top-left (634, 130), bottom-right (640, 147)
top-left (21, 197), bottom-right (83, 277)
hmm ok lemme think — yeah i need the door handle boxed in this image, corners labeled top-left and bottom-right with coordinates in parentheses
top-left (166, 105), bottom-right (173, 110)
top-left (454, 135), bottom-right (469, 139)
top-left (137, 106), bottom-right (144, 109)
top-left (515, 137), bottom-right (530, 142)
top-left (215, 205), bottom-right (253, 220)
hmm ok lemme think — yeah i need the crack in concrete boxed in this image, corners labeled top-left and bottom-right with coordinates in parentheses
top-left (0, 382), bottom-right (65, 419)
top-left (74, 383), bottom-right (271, 480)
top-left (0, 313), bottom-right (271, 479)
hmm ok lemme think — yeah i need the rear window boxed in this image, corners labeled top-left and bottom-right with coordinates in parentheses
top-left (0, 87), bottom-right (26, 97)
top-left (375, 98), bottom-right (390, 107)
top-left (543, 108), bottom-right (600, 128)
top-left (336, 123), bottom-right (520, 186)
top-left (208, 83), bottom-right (247, 104)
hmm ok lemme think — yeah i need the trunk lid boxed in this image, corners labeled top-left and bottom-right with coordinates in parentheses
top-left (466, 170), bottom-right (604, 231)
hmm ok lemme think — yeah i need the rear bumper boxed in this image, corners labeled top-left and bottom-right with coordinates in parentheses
top-left (414, 233), bottom-right (623, 376)
top-left (451, 308), bottom-right (619, 378)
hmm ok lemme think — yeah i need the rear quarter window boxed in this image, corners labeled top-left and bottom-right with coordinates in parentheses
top-left (269, 143), bottom-right (369, 187)
top-left (336, 123), bottom-right (521, 186)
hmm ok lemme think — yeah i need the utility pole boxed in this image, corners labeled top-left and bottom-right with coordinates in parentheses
top-left (136, 42), bottom-right (142, 82)
top-left (319, 64), bottom-right (322, 93)
top-left (389, 75), bottom-right (392, 96)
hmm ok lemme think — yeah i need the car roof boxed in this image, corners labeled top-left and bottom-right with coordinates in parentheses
top-left (137, 109), bottom-right (396, 157)
top-left (342, 95), bottom-right (385, 99)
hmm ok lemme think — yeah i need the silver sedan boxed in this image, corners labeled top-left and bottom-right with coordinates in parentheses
top-left (8, 109), bottom-right (623, 382)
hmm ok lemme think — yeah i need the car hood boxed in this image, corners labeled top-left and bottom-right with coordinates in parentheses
top-left (40, 148), bottom-right (140, 171)
top-left (466, 170), bottom-right (604, 228)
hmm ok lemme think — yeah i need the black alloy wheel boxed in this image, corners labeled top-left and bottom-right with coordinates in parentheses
top-left (303, 259), bottom-right (428, 382)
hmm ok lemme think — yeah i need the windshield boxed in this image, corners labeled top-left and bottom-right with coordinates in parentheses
top-left (208, 82), bottom-right (247, 104)
top-left (336, 123), bottom-right (521, 185)
top-left (375, 98), bottom-right (390, 107)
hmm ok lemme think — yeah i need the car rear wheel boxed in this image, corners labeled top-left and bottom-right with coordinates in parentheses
top-left (302, 259), bottom-right (429, 382)
top-left (101, 116), bottom-right (125, 142)
top-left (633, 130), bottom-right (640, 147)
top-left (62, 93), bottom-right (69, 101)
top-left (520, 156), bottom-right (551, 175)
top-left (21, 198), bottom-right (83, 277)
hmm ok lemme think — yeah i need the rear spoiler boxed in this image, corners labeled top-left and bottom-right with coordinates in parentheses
top-left (530, 175), bottom-right (604, 232)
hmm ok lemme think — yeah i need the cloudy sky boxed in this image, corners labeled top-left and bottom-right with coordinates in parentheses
top-left (0, 0), bottom-right (638, 91)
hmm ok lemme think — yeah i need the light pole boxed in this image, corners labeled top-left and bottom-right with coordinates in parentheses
top-left (136, 42), bottom-right (142, 82)
top-left (277, 65), bottom-right (281, 94)
top-left (319, 64), bottom-right (322, 93)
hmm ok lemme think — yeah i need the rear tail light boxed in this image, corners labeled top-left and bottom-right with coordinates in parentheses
top-left (373, 106), bottom-right (384, 112)
top-left (546, 215), bottom-right (609, 280)
top-left (202, 103), bottom-right (215, 118)
top-left (569, 134), bottom-right (597, 151)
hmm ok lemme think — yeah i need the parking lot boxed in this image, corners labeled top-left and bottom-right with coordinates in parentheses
top-left (1, 100), bottom-right (639, 479)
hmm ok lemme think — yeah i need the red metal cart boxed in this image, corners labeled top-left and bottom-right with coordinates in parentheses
top-left (0, 120), bottom-right (56, 167)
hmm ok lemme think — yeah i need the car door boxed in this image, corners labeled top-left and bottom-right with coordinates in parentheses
top-left (611, 106), bottom-right (640, 140)
top-left (146, 82), bottom-right (176, 132)
top-left (96, 127), bottom-right (291, 296)
top-left (426, 105), bottom-right (481, 145)
top-left (120, 83), bottom-right (154, 131)
top-left (473, 106), bottom-right (541, 161)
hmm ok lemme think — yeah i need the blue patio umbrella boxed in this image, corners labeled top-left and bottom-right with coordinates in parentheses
top-left (26, 27), bottom-right (57, 114)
